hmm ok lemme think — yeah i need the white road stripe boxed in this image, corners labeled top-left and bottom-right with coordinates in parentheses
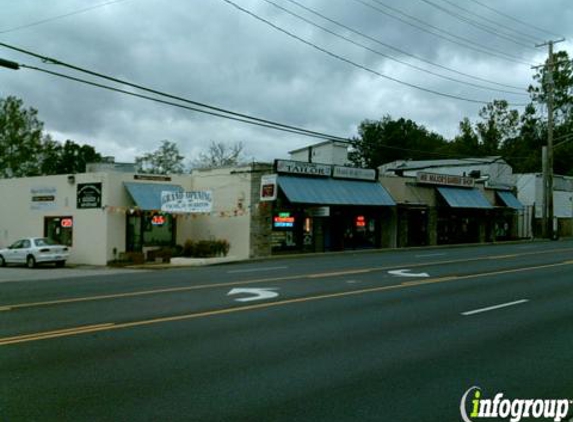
top-left (227, 266), bottom-right (288, 274)
top-left (415, 253), bottom-right (447, 258)
top-left (461, 299), bottom-right (529, 316)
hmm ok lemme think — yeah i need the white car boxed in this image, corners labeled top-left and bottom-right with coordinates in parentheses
top-left (0, 237), bottom-right (70, 268)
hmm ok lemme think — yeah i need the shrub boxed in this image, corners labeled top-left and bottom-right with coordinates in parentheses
top-left (182, 239), bottom-right (230, 258)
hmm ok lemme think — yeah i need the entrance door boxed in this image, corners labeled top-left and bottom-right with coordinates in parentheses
top-left (126, 215), bottom-right (142, 252)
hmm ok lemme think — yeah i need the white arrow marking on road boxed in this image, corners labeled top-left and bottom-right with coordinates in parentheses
top-left (227, 288), bottom-right (279, 302)
top-left (388, 269), bottom-right (430, 278)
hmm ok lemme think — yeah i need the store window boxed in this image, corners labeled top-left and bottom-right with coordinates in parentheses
top-left (44, 216), bottom-right (73, 246)
top-left (126, 212), bottom-right (175, 252)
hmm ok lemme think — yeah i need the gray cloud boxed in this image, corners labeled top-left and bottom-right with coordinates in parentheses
top-left (1, 0), bottom-right (571, 165)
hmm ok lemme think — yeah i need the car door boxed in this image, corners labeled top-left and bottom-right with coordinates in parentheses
top-left (6, 240), bottom-right (23, 264)
top-left (19, 239), bottom-right (32, 263)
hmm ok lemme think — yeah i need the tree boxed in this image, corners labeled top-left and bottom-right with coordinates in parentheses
top-left (0, 96), bottom-right (43, 177)
top-left (40, 137), bottom-right (102, 175)
top-left (348, 116), bottom-right (448, 168)
top-left (192, 141), bottom-right (248, 169)
top-left (475, 100), bottom-right (520, 155)
top-left (135, 140), bottom-right (185, 174)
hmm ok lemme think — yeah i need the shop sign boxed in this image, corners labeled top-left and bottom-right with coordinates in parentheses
top-left (151, 215), bottom-right (166, 226)
top-left (275, 160), bottom-right (332, 177)
top-left (31, 187), bottom-right (57, 210)
top-left (273, 212), bottom-right (295, 229)
top-left (61, 218), bottom-right (73, 228)
top-left (355, 215), bottom-right (366, 228)
top-left (333, 166), bottom-right (376, 181)
top-left (260, 174), bottom-right (278, 201)
top-left (416, 172), bottom-right (475, 188)
top-left (134, 174), bottom-right (172, 182)
top-left (77, 183), bottom-right (102, 209)
top-left (161, 191), bottom-right (213, 213)
top-left (309, 206), bottom-right (330, 217)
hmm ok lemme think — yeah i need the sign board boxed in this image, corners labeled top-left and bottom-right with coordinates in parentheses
top-left (260, 174), bottom-right (278, 202)
top-left (61, 218), bottom-right (74, 228)
top-left (416, 172), bottom-right (475, 188)
top-left (308, 206), bottom-right (330, 217)
top-left (275, 160), bottom-right (332, 177)
top-left (134, 174), bottom-right (172, 182)
top-left (77, 183), bottom-right (102, 209)
top-left (161, 191), bottom-right (213, 213)
top-left (31, 187), bottom-right (57, 211)
top-left (333, 166), bottom-right (376, 181)
top-left (273, 212), bottom-right (295, 229)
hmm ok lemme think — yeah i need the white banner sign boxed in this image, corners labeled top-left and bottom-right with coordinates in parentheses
top-left (161, 191), bottom-right (213, 213)
top-left (260, 174), bottom-right (278, 202)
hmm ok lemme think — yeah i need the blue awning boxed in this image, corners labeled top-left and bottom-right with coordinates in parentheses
top-left (437, 187), bottom-right (493, 209)
top-left (496, 190), bottom-right (524, 210)
top-left (124, 182), bottom-right (183, 210)
top-left (277, 175), bottom-right (395, 206)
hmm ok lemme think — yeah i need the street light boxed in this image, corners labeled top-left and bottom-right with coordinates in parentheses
top-left (0, 57), bottom-right (20, 70)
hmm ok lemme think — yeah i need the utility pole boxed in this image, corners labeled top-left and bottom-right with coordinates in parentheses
top-left (535, 39), bottom-right (564, 239)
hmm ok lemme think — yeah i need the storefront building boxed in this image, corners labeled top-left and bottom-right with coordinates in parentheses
top-left (261, 160), bottom-right (397, 254)
top-left (380, 171), bottom-right (524, 247)
top-left (0, 162), bottom-right (272, 265)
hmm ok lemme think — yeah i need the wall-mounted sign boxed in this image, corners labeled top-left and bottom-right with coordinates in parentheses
top-left (333, 166), bottom-right (376, 181)
top-left (161, 191), bottom-right (213, 213)
top-left (308, 206), bottom-right (330, 217)
top-left (77, 183), bottom-right (102, 209)
top-left (151, 215), bottom-right (166, 226)
top-left (31, 187), bottom-right (57, 210)
top-left (416, 172), bottom-right (475, 188)
top-left (260, 174), bottom-right (278, 201)
top-left (61, 218), bottom-right (74, 228)
top-left (134, 174), bottom-right (172, 182)
top-left (273, 212), bottom-right (295, 229)
top-left (275, 160), bottom-right (332, 177)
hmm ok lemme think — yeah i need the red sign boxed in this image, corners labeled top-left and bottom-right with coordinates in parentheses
top-left (355, 216), bottom-right (366, 228)
top-left (151, 215), bottom-right (166, 226)
top-left (61, 218), bottom-right (73, 228)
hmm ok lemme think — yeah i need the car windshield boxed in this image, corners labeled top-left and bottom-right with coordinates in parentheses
top-left (34, 238), bottom-right (58, 247)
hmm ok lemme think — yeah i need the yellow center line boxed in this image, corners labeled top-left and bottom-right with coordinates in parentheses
top-left (1, 247), bottom-right (573, 312)
top-left (1, 260), bottom-right (572, 347)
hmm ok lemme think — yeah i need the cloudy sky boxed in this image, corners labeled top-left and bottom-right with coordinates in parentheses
top-left (1, 0), bottom-right (572, 167)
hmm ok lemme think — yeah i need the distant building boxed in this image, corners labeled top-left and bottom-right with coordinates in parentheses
top-left (289, 140), bottom-right (350, 166)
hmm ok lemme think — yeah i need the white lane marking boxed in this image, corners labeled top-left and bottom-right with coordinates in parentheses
top-left (227, 266), bottom-right (288, 274)
top-left (388, 269), bottom-right (430, 278)
top-left (415, 253), bottom-right (447, 258)
top-left (346, 280), bottom-right (359, 284)
top-left (227, 288), bottom-right (279, 302)
top-left (461, 299), bottom-right (529, 316)
top-left (516, 245), bottom-right (536, 249)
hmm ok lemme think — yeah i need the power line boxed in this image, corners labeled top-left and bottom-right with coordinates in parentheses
top-left (5, 61), bottom-right (498, 164)
top-left (19, 64), bottom-right (348, 142)
top-left (350, 0), bottom-right (535, 66)
top-left (432, 0), bottom-right (543, 43)
top-left (0, 0), bottom-right (132, 34)
top-left (465, 0), bottom-right (564, 39)
top-left (277, 0), bottom-right (527, 95)
top-left (419, 0), bottom-right (537, 49)
top-left (219, 0), bottom-right (527, 106)
top-left (0, 41), bottom-right (348, 142)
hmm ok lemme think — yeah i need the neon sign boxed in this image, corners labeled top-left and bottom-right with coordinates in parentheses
top-left (273, 212), bottom-right (295, 228)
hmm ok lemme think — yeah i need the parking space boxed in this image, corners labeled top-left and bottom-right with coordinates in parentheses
top-left (0, 266), bottom-right (149, 283)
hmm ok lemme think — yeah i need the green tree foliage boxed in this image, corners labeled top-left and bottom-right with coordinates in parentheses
top-left (135, 140), bottom-right (185, 174)
top-left (349, 116), bottom-right (448, 168)
top-left (0, 96), bottom-right (43, 177)
top-left (0, 96), bottom-right (103, 177)
top-left (40, 136), bottom-right (102, 175)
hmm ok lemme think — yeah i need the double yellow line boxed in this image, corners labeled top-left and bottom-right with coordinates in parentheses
top-left (1, 259), bottom-right (572, 347)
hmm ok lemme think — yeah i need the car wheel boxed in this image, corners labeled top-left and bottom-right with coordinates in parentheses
top-left (55, 260), bottom-right (66, 268)
top-left (26, 255), bottom-right (36, 269)
top-left (0, 255), bottom-right (5, 267)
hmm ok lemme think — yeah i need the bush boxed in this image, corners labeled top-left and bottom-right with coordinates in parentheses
top-left (182, 239), bottom-right (230, 258)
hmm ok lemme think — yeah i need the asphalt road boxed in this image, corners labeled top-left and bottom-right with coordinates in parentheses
top-left (1, 241), bottom-right (573, 422)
